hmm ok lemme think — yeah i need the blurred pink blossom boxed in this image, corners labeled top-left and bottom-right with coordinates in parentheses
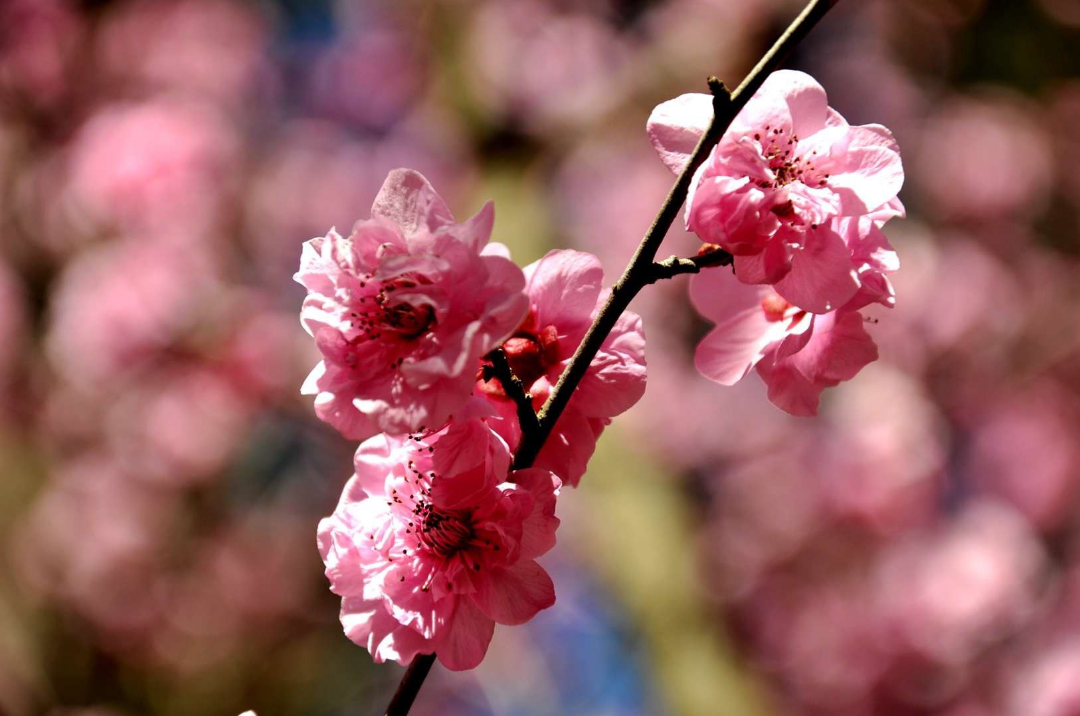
top-left (66, 97), bottom-right (239, 236)
top-left (104, 364), bottom-right (255, 487)
top-left (916, 93), bottom-right (1053, 221)
top-left (0, 0), bottom-right (83, 108)
top-left (12, 455), bottom-right (175, 644)
top-left (816, 366), bottom-right (946, 536)
top-left (962, 383), bottom-right (1080, 531)
top-left (46, 239), bottom-right (221, 385)
top-left (467, 0), bottom-right (631, 132)
top-left (307, 25), bottom-right (425, 130)
top-left (1007, 641), bottom-right (1080, 716)
top-left (318, 420), bottom-right (560, 670)
top-left (96, 0), bottom-right (271, 105)
top-left (875, 501), bottom-right (1046, 700)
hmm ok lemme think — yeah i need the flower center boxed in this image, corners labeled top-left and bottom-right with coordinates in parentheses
top-left (347, 276), bottom-right (437, 343)
top-left (416, 506), bottom-right (474, 557)
top-left (752, 125), bottom-right (829, 191)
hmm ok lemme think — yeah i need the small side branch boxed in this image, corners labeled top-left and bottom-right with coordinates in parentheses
top-left (647, 247), bottom-right (734, 283)
top-left (482, 348), bottom-right (541, 439)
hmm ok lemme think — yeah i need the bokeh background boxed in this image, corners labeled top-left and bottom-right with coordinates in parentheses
top-left (1, 0), bottom-right (1079, 714)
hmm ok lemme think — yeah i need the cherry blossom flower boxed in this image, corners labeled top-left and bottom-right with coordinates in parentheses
top-left (477, 250), bottom-right (647, 486)
top-left (295, 169), bottom-right (529, 440)
top-left (689, 268), bottom-right (878, 416)
top-left (648, 70), bottom-right (904, 312)
top-left (317, 418), bottom-right (560, 671)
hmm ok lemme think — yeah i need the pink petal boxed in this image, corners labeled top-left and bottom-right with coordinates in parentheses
top-left (370, 168), bottom-right (456, 237)
top-left (533, 407), bottom-right (599, 489)
top-left (524, 250), bottom-right (603, 332)
top-left (689, 272), bottom-right (776, 385)
top-left (434, 596), bottom-right (495, 671)
top-left (352, 435), bottom-right (398, 497)
top-left (828, 145), bottom-right (905, 215)
top-left (471, 559), bottom-right (556, 626)
top-left (646, 93), bottom-right (714, 174)
top-left (790, 310), bottom-right (879, 384)
top-left (441, 200), bottom-right (494, 253)
top-left (571, 310), bottom-right (647, 418)
top-left (767, 69), bottom-right (830, 138)
top-left (773, 226), bottom-right (860, 314)
top-left (756, 358), bottom-right (823, 417)
top-left (340, 596), bottom-right (432, 666)
top-left (511, 468), bottom-right (562, 556)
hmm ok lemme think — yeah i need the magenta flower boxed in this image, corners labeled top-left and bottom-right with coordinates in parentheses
top-left (317, 418), bottom-right (560, 670)
top-left (477, 250), bottom-right (647, 486)
top-left (648, 70), bottom-right (904, 313)
top-left (295, 169), bottom-right (530, 440)
top-left (689, 268), bottom-right (878, 416)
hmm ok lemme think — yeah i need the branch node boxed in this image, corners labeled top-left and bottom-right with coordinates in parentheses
top-left (483, 348), bottom-right (541, 439)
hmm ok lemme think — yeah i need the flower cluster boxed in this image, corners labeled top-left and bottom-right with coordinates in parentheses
top-left (300, 70), bottom-right (902, 671)
top-left (297, 171), bottom-right (647, 667)
top-left (648, 70), bottom-right (904, 414)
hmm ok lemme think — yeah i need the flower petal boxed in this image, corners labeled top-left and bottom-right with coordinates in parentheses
top-left (773, 226), bottom-right (860, 314)
top-left (434, 596), bottom-right (495, 671)
top-left (647, 93), bottom-right (714, 174)
top-left (371, 168), bottom-right (456, 237)
top-left (471, 559), bottom-right (556, 626)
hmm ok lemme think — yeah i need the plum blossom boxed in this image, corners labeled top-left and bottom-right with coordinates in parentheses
top-left (689, 268), bottom-right (878, 416)
top-left (317, 418), bottom-right (560, 671)
top-left (477, 250), bottom-right (647, 486)
top-left (648, 70), bottom-right (904, 313)
top-left (295, 169), bottom-right (529, 440)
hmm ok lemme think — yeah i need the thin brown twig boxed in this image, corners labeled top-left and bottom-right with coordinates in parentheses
top-left (482, 348), bottom-right (542, 438)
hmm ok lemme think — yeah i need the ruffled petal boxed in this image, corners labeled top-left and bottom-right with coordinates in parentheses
top-left (370, 169), bottom-right (456, 237)
top-left (647, 92), bottom-right (714, 174)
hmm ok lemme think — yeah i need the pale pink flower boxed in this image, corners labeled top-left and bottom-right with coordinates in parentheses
top-left (317, 418), bottom-right (560, 671)
top-left (875, 501), bottom-right (1045, 672)
top-left (915, 93), bottom-right (1052, 221)
top-left (477, 250), bottom-right (646, 486)
top-left (689, 269), bottom-right (878, 416)
top-left (45, 239), bottom-right (220, 385)
top-left (295, 169), bottom-right (529, 440)
top-left (66, 97), bottom-right (239, 234)
top-left (1009, 642), bottom-right (1080, 716)
top-left (648, 70), bottom-right (904, 312)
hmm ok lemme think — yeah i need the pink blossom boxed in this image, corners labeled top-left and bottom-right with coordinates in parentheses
top-left (648, 70), bottom-right (904, 312)
top-left (45, 239), bottom-right (221, 385)
top-left (295, 169), bottom-right (529, 440)
top-left (66, 97), bottom-right (239, 234)
top-left (317, 419), bottom-right (560, 671)
top-left (477, 250), bottom-right (647, 486)
top-left (915, 93), bottom-right (1052, 221)
top-left (875, 501), bottom-right (1045, 672)
top-left (689, 268), bottom-right (878, 416)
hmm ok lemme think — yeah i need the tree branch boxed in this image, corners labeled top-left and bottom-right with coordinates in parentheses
top-left (514, 0), bottom-right (840, 470)
top-left (384, 0), bottom-right (841, 712)
top-left (482, 348), bottom-right (542, 439)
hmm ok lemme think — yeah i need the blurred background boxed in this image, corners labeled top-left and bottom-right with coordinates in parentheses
top-left (1, 0), bottom-right (1079, 714)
